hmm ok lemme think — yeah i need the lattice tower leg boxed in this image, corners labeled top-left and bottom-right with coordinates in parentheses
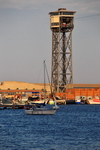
top-left (51, 30), bottom-right (73, 93)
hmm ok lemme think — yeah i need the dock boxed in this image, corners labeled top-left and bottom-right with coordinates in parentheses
top-left (0, 104), bottom-right (25, 109)
top-left (0, 99), bottom-right (75, 109)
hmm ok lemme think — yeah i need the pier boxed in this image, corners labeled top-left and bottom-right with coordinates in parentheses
top-left (0, 104), bottom-right (25, 109)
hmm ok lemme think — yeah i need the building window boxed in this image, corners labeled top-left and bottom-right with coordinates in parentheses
top-left (51, 23), bottom-right (59, 26)
top-left (76, 89), bottom-right (79, 91)
top-left (82, 88), bottom-right (85, 91)
top-left (51, 13), bottom-right (59, 16)
top-left (89, 89), bottom-right (92, 91)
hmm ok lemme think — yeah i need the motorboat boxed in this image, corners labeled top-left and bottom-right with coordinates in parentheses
top-left (87, 98), bottom-right (100, 104)
top-left (75, 99), bottom-right (82, 104)
top-left (75, 96), bottom-right (85, 104)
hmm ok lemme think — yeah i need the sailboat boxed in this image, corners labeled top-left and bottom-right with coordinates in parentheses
top-left (24, 61), bottom-right (57, 115)
top-left (43, 61), bottom-right (59, 109)
top-left (25, 103), bottom-right (56, 115)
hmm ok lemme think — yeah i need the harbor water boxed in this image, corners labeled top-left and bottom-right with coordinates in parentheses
top-left (0, 105), bottom-right (100, 150)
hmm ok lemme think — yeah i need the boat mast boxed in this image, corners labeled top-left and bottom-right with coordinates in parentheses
top-left (43, 61), bottom-right (46, 98)
top-left (43, 60), bottom-right (53, 98)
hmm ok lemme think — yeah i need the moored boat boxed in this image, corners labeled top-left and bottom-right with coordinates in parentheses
top-left (87, 98), bottom-right (100, 104)
top-left (75, 99), bottom-right (81, 104)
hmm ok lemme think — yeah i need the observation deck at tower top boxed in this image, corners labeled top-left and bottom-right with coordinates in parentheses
top-left (49, 8), bottom-right (76, 30)
top-left (49, 8), bottom-right (76, 17)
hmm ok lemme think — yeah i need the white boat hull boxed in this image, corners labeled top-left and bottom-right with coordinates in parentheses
top-left (30, 100), bottom-right (46, 104)
top-left (87, 99), bottom-right (100, 104)
top-left (75, 99), bottom-right (81, 104)
top-left (25, 108), bottom-right (56, 115)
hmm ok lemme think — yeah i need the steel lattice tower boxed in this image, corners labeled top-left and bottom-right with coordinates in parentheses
top-left (49, 8), bottom-right (76, 93)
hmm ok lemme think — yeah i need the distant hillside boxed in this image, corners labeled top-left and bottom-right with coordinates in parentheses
top-left (0, 81), bottom-right (51, 92)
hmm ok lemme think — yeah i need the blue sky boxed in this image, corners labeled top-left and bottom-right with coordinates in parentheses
top-left (0, 0), bottom-right (100, 84)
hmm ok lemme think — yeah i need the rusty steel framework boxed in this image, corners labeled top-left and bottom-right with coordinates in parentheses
top-left (49, 8), bottom-right (76, 92)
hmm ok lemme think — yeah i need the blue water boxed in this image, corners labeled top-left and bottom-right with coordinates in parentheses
top-left (0, 105), bottom-right (100, 150)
